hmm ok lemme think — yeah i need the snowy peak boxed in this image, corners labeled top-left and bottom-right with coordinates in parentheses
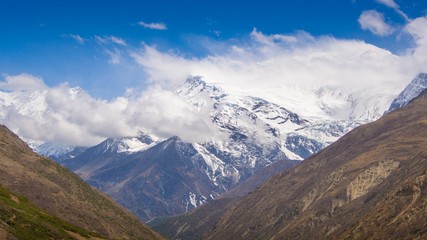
top-left (177, 76), bottom-right (228, 108)
top-left (242, 96), bottom-right (306, 126)
top-left (36, 142), bottom-right (76, 157)
top-left (388, 73), bottom-right (427, 113)
top-left (97, 131), bottom-right (157, 154)
top-left (184, 75), bottom-right (206, 87)
top-left (35, 142), bottom-right (88, 162)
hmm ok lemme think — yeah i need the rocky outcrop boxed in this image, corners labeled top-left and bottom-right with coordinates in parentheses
top-left (346, 160), bottom-right (399, 201)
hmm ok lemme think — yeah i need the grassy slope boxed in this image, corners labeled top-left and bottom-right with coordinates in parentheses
top-left (0, 125), bottom-right (163, 240)
top-left (0, 184), bottom-right (102, 240)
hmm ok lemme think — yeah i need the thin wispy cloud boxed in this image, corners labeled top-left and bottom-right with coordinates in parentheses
top-left (70, 34), bottom-right (85, 44)
top-left (358, 10), bottom-right (395, 36)
top-left (95, 35), bottom-right (127, 46)
top-left (105, 49), bottom-right (122, 65)
top-left (62, 34), bottom-right (85, 44)
top-left (375, 0), bottom-right (410, 21)
top-left (211, 30), bottom-right (221, 37)
top-left (137, 21), bottom-right (167, 30)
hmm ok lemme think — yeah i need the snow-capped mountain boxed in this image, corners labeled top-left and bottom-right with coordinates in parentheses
top-left (387, 73), bottom-right (427, 113)
top-left (177, 76), bottom-right (368, 162)
top-left (92, 131), bottom-right (157, 154)
top-left (0, 90), bottom-right (48, 123)
top-left (59, 75), bottom-right (406, 221)
top-left (0, 74), bottom-right (414, 221)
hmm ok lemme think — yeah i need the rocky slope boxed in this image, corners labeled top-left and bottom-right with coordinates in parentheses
top-left (0, 125), bottom-right (163, 240)
top-left (203, 89), bottom-right (427, 240)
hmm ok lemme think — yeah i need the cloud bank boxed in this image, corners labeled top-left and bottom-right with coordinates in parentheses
top-left (0, 75), bottom-right (220, 146)
top-left (132, 25), bottom-right (427, 94)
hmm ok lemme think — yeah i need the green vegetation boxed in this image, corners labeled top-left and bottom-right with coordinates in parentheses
top-left (0, 184), bottom-right (104, 240)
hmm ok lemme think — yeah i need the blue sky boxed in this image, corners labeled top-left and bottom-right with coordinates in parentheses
top-left (1, 0), bottom-right (426, 99)
top-left (1, 0), bottom-right (427, 145)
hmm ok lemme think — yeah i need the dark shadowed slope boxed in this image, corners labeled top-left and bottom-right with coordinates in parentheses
top-left (0, 125), bottom-right (163, 240)
top-left (67, 136), bottom-right (222, 221)
top-left (206, 90), bottom-right (427, 240)
top-left (149, 159), bottom-right (300, 240)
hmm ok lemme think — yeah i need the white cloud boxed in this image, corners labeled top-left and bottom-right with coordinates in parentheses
top-left (0, 73), bottom-right (47, 91)
top-left (95, 35), bottom-right (127, 46)
top-left (137, 21), bottom-right (167, 30)
top-left (69, 34), bottom-right (85, 44)
top-left (375, 0), bottom-right (409, 21)
top-left (403, 16), bottom-right (427, 65)
top-left (358, 10), bottom-right (395, 36)
top-left (124, 87), bottom-right (222, 142)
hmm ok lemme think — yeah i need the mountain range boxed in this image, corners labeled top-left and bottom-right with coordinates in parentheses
top-left (1, 73), bottom-right (426, 222)
top-left (152, 79), bottom-right (427, 240)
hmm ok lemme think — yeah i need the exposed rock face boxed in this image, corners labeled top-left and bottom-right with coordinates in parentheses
top-left (346, 160), bottom-right (399, 201)
top-left (200, 90), bottom-right (427, 239)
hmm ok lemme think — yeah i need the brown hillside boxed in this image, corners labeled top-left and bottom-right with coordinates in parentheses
top-left (206, 91), bottom-right (427, 239)
top-left (0, 125), bottom-right (163, 240)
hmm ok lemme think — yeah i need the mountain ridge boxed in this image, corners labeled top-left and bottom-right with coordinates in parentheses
top-left (1, 74), bottom-right (419, 222)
